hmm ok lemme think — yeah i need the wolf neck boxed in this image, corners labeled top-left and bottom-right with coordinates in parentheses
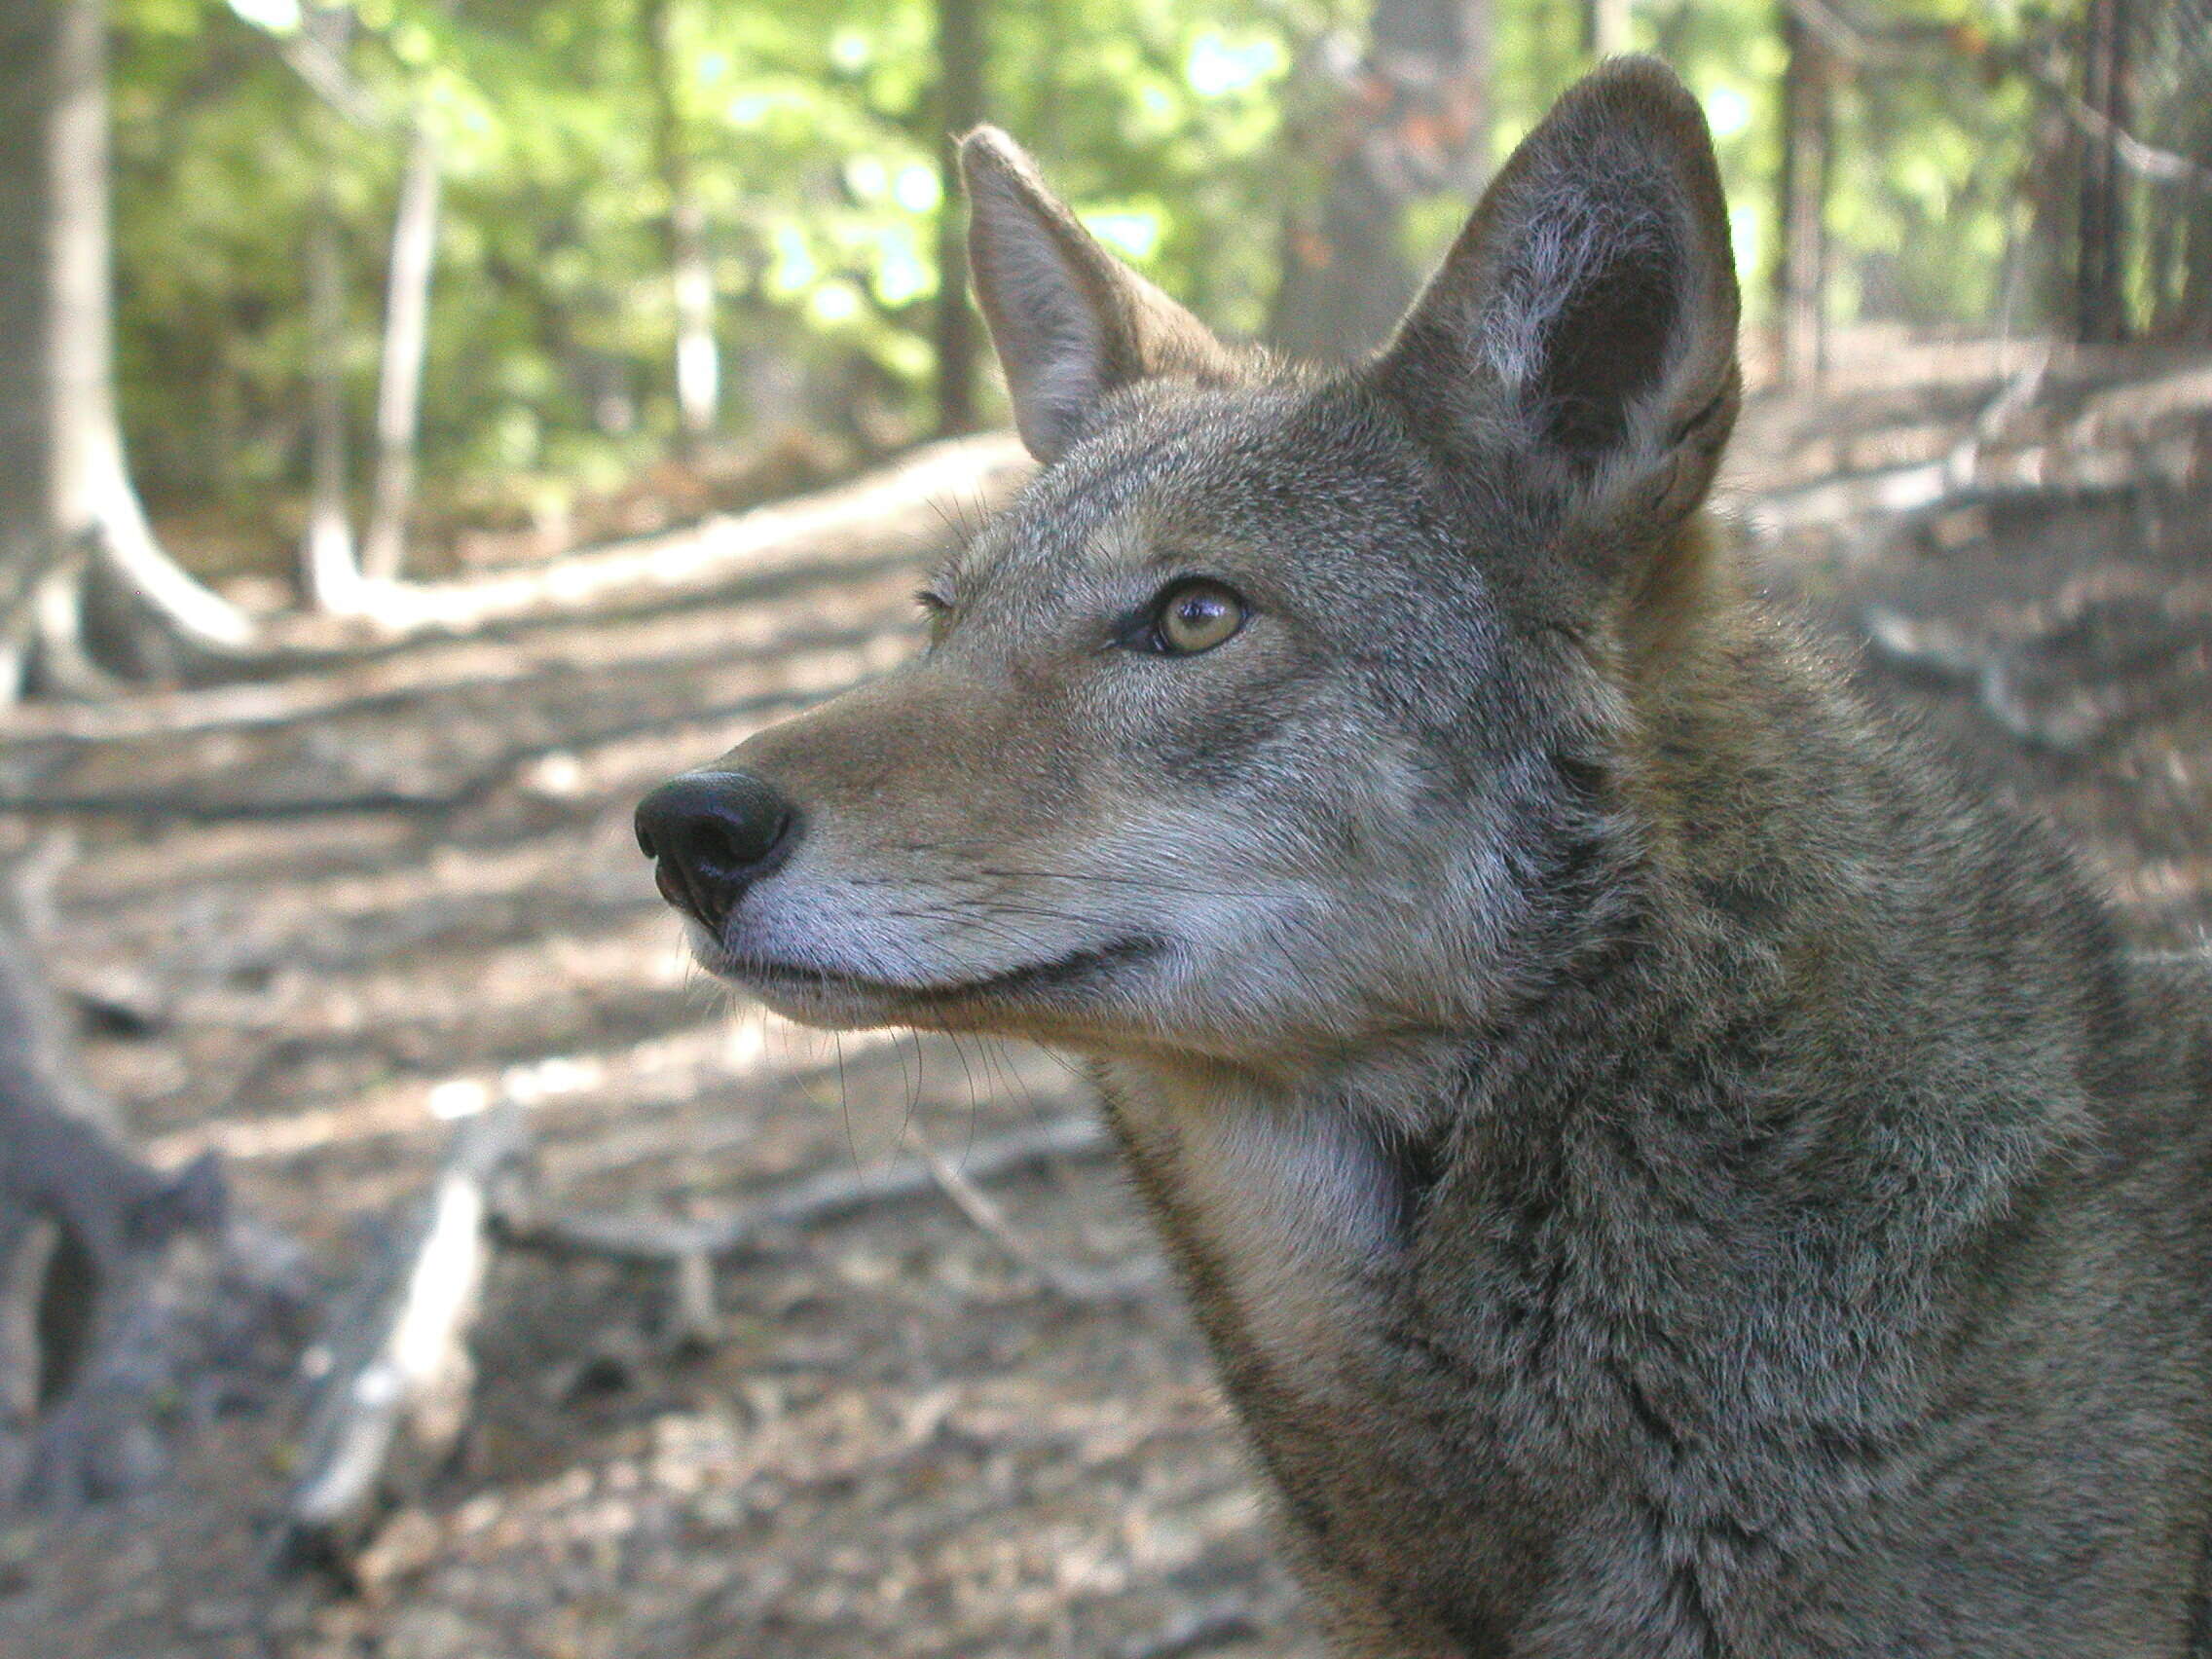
top-left (1097, 602), bottom-right (2106, 1419)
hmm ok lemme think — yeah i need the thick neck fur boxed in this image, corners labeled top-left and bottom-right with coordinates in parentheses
top-left (1093, 534), bottom-right (2134, 1653)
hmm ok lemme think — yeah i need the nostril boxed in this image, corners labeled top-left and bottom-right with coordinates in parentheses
top-left (634, 771), bottom-right (799, 927)
top-left (680, 806), bottom-right (788, 881)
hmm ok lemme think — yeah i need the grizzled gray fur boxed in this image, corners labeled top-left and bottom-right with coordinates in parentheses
top-left (638, 57), bottom-right (2212, 1655)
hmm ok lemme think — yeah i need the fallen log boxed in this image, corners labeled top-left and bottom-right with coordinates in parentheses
top-left (1749, 426), bottom-right (2206, 541)
top-left (0, 432), bottom-right (1027, 723)
top-left (279, 1098), bottom-right (530, 1567)
top-left (269, 432), bottom-right (1026, 645)
top-left (0, 633), bottom-right (903, 822)
top-left (1862, 587), bottom-right (2212, 754)
top-left (0, 539), bottom-right (928, 748)
top-left (1117, 1600), bottom-right (1263, 1659)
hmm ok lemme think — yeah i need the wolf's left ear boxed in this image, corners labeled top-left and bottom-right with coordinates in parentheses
top-left (961, 128), bottom-right (1237, 463)
top-left (1372, 56), bottom-right (1740, 541)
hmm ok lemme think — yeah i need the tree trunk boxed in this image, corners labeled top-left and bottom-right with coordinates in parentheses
top-left (643, 0), bottom-right (719, 451)
top-left (1268, 0), bottom-right (1492, 365)
top-left (51, 0), bottom-right (255, 672)
top-left (2074, 0), bottom-right (2130, 343)
top-left (0, 0), bottom-right (56, 699)
top-left (1, 0), bottom-right (257, 695)
top-left (299, 2), bottom-right (361, 610)
top-left (1584, 0), bottom-right (1632, 58)
top-left (0, 874), bottom-right (226, 1506)
top-left (1774, 5), bottom-right (1834, 387)
top-left (302, 194), bottom-right (363, 610)
top-left (933, 0), bottom-right (984, 436)
top-left (360, 120), bottom-right (440, 582)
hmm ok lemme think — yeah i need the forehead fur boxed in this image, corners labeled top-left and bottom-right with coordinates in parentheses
top-left (954, 370), bottom-right (1558, 661)
top-left (934, 372), bottom-right (1579, 766)
top-left (967, 378), bottom-right (1424, 575)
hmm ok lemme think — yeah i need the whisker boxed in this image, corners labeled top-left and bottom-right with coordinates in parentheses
top-left (983, 1035), bottom-right (1051, 1135)
top-left (834, 1032), bottom-right (857, 1173)
top-left (1032, 1044), bottom-right (1089, 1086)
top-left (944, 1031), bottom-right (984, 1163)
top-left (894, 1029), bottom-right (923, 1158)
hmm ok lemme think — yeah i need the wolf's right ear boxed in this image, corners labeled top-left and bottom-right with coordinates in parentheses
top-left (961, 128), bottom-right (1236, 463)
top-left (1371, 57), bottom-right (1741, 546)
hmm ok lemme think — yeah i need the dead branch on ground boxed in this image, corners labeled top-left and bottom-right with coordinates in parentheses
top-left (280, 1099), bottom-right (530, 1567)
top-left (494, 1111), bottom-right (1105, 1267)
top-left (908, 1124), bottom-right (1159, 1304)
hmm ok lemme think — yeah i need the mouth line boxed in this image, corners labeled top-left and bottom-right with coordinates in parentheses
top-left (714, 936), bottom-right (1161, 1006)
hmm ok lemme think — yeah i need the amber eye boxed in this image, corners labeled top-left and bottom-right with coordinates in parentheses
top-left (1150, 579), bottom-right (1246, 655)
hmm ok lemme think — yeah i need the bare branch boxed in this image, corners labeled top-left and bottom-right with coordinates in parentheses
top-left (280, 1101), bottom-right (530, 1567)
top-left (910, 1125), bottom-right (1159, 1303)
top-left (494, 1112), bottom-right (1110, 1267)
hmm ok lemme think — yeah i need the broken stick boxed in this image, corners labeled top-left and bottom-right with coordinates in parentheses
top-left (495, 1111), bottom-right (1111, 1273)
top-left (280, 1098), bottom-right (530, 1566)
top-left (909, 1127), bottom-right (1158, 1303)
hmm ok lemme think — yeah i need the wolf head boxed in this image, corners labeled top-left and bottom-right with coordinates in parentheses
top-left (638, 57), bottom-right (1741, 1077)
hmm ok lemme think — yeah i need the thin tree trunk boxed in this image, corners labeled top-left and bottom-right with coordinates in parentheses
top-left (299, 3), bottom-right (361, 611)
top-left (34, 0), bottom-right (255, 687)
top-left (302, 189), bottom-right (362, 610)
top-left (1584, 0), bottom-right (1632, 58)
top-left (1774, 5), bottom-right (1834, 387)
top-left (644, 0), bottom-right (718, 450)
top-left (0, 0), bottom-right (56, 701)
top-left (2075, 0), bottom-right (2130, 343)
top-left (360, 120), bottom-right (440, 582)
top-left (933, 0), bottom-right (984, 435)
top-left (668, 206), bottom-right (717, 448)
top-left (1268, 0), bottom-right (1492, 364)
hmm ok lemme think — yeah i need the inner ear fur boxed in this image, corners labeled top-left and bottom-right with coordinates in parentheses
top-left (960, 128), bottom-right (1239, 462)
top-left (1371, 56), bottom-right (1742, 553)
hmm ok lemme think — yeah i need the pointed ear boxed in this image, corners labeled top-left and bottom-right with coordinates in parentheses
top-left (960, 127), bottom-right (1238, 462)
top-left (1372, 57), bottom-right (1741, 542)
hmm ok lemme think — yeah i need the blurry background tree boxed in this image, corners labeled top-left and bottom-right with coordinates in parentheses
top-left (0, 0), bottom-right (262, 699)
top-left (1267, 0), bottom-right (1493, 363)
top-left (0, 0), bottom-right (2204, 687)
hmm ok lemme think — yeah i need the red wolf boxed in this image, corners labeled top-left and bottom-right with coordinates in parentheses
top-left (640, 58), bottom-right (2212, 1657)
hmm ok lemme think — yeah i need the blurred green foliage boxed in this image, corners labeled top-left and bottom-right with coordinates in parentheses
top-left (109, 0), bottom-right (2074, 534)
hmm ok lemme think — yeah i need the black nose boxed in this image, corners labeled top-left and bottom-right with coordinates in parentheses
top-left (635, 771), bottom-right (796, 929)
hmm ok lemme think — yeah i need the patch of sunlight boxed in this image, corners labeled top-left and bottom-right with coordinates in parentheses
top-left (1081, 208), bottom-right (1163, 264)
top-left (1705, 84), bottom-right (1752, 139)
top-left (1186, 30), bottom-right (1285, 98)
top-left (808, 281), bottom-right (865, 324)
top-left (894, 164), bottom-right (942, 214)
top-left (226, 0), bottom-right (301, 31)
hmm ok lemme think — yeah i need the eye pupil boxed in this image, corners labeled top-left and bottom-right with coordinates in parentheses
top-left (1153, 578), bottom-right (1245, 654)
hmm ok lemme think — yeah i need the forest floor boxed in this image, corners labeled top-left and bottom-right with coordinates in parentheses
top-left (2, 332), bottom-right (2210, 1659)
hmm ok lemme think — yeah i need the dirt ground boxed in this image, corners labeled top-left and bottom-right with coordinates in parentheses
top-left (2, 336), bottom-right (2209, 1659)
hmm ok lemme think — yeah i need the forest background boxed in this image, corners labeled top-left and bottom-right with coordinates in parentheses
top-left (5, 0), bottom-right (2207, 690)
